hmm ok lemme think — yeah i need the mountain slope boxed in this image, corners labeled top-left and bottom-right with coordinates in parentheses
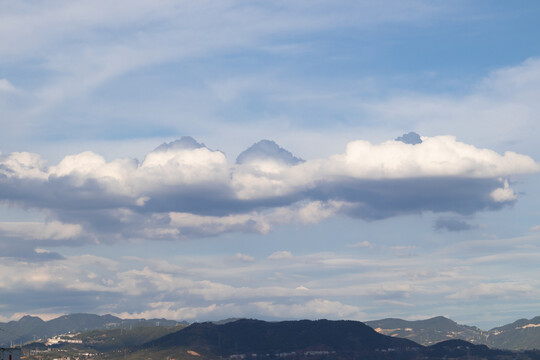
top-left (366, 316), bottom-right (488, 345)
top-left (117, 319), bottom-right (534, 360)
top-left (487, 316), bottom-right (540, 350)
top-left (135, 319), bottom-right (421, 359)
top-left (0, 313), bottom-right (186, 346)
top-left (366, 315), bottom-right (540, 351)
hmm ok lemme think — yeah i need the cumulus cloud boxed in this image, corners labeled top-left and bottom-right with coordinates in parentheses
top-left (268, 251), bottom-right (294, 260)
top-left (233, 253), bottom-right (255, 263)
top-left (0, 134), bottom-right (537, 246)
top-left (347, 241), bottom-right (374, 248)
top-left (167, 200), bottom-right (344, 238)
top-left (327, 135), bottom-right (537, 179)
top-left (489, 179), bottom-right (517, 202)
top-left (250, 299), bottom-right (365, 319)
top-left (0, 221), bottom-right (82, 241)
top-left (114, 299), bottom-right (365, 321)
top-left (114, 302), bottom-right (230, 322)
top-left (447, 282), bottom-right (533, 300)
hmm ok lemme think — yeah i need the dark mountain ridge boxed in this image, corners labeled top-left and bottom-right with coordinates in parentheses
top-left (16, 318), bottom-right (540, 360)
top-left (145, 318), bottom-right (419, 355)
top-left (365, 315), bottom-right (540, 350)
top-left (366, 316), bottom-right (488, 346)
top-left (487, 316), bottom-right (540, 350)
top-left (128, 319), bottom-right (529, 360)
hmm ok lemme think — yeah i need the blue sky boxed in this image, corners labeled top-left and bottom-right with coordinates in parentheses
top-left (1, 0), bottom-right (540, 330)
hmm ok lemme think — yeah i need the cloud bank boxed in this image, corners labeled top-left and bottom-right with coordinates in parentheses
top-left (4, 234), bottom-right (540, 325)
top-left (0, 134), bottom-right (537, 249)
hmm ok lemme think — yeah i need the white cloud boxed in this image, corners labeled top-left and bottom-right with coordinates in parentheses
top-left (138, 146), bottom-right (229, 187)
top-left (51, 152), bottom-right (137, 184)
top-left (1, 2), bottom-right (540, 326)
top-left (113, 302), bottom-right (228, 321)
top-left (268, 251), bottom-right (294, 260)
top-left (251, 299), bottom-right (365, 319)
top-left (113, 298), bottom-right (366, 321)
top-left (167, 200), bottom-right (345, 237)
top-left (0, 135), bottom-right (537, 243)
top-left (490, 180), bottom-right (517, 202)
top-left (0, 254), bottom-right (118, 291)
top-left (0, 152), bottom-right (48, 179)
top-left (6, 312), bottom-right (66, 322)
top-left (234, 253), bottom-right (255, 263)
top-left (0, 221), bottom-right (82, 240)
top-left (9, 136), bottom-right (540, 197)
top-left (347, 240), bottom-right (374, 248)
top-left (233, 135), bottom-right (538, 202)
top-left (34, 248), bottom-right (51, 254)
top-left (447, 282), bottom-right (534, 300)
top-left (328, 136), bottom-right (538, 179)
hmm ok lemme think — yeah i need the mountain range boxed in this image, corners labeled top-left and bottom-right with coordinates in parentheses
top-left (0, 313), bottom-right (186, 346)
top-left (95, 319), bottom-right (535, 360)
top-left (4, 313), bottom-right (540, 352)
top-left (365, 316), bottom-right (540, 350)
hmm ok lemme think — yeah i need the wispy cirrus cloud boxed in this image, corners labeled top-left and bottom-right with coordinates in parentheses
top-left (0, 0), bottom-right (454, 118)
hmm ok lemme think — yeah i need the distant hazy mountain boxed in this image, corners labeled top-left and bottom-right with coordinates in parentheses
top-left (365, 316), bottom-right (488, 346)
top-left (0, 313), bottom-right (186, 346)
top-left (395, 131), bottom-right (423, 145)
top-left (366, 316), bottom-right (540, 351)
top-left (487, 316), bottom-right (540, 350)
top-left (153, 136), bottom-right (206, 152)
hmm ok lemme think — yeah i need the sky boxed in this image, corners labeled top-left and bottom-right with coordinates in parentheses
top-left (1, 0), bottom-right (540, 330)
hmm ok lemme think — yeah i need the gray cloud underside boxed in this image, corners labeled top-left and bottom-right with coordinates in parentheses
top-left (434, 216), bottom-right (477, 232)
top-left (311, 177), bottom-right (506, 220)
top-left (0, 135), bottom-right (538, 247)
top-left (0, 175), bottom-right (508, 216)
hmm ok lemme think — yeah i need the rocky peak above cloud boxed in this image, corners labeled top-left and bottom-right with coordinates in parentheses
top-left (153, 136), bottom-right (206, 152)
top-left (395, 132), bottom-right (422, 145)
top-left (236, 140), bottom-right (304, 165)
